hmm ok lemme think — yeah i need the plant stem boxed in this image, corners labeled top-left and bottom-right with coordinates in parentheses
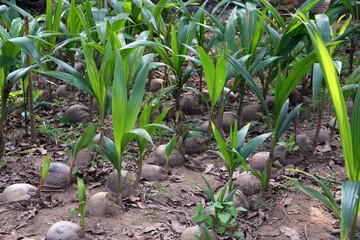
top-left (265, 136), bottom-right (277, 188)
top-left (24, 17), bottom-right (36, 141)
top-left (198, 69), bottom-right (203, 105)
top-left (314, 87), bottom-right (325, 144)
top-left (0, 95), bottom-right (8, 160)
top-left (99, 110), bottom-right (105, 148)
top-left (67, 156), bottom-right (75, 185)
top-left (134, 154), bottom-right (144, 191)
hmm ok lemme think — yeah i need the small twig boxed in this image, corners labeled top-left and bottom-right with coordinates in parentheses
top-left (304, 224), bottom-right (309, 240)
top-left (274, 205), bottom-right (288, 228)
top-left (237, 218), bottom-right (258, 228)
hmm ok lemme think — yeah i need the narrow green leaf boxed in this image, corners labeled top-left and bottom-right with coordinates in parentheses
top-left (211, 121), bottom-right (231, 166)
top-left (165, 135), bottom-right (177, 158)
top-left (77, 177), bottom-right (86, 203)
top-left (241, 133), bottom-right (272, 159)
top-left (340, 181), bottom-right (360, 240)
top-left (72, 124), bottom-right (96, 158)
top-left (40, 155), bottom-right (51, 181)
top-left (300, 14), bottom-right (354, 180)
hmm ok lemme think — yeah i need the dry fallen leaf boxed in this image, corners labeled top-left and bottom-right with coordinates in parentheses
top-left (316, 143), bottom-right (332, 153)
top-left (279, 226), bottom-right (300, 240)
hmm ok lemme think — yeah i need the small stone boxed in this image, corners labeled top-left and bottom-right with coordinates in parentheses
top-left (155, 145), bottom-right (185, 167)
top-left (163, 103), bottom-right (177, 120)
top-left (43, 162), bottom-right (71, 188)
top-left (199, 121), bottom-right (209, 133)
top-left (93, 131), bottom-right (114, 144)
top-left (215, 188), bottom-right (250, 212)
top-left (150, 109), bottom-right (161, 122)
top-left (185, 137), bottom-right (209, 154)
top-left (55, 85), bottom-right (68, 97)
top-left (289, 88), bottom-right (301, 106)
top-left (201, 205), bottom-right (215, 217)
top-left (223, 87), bottom-right (237, 103)
top-left (141, 164), bottom-right (167, 181)
top-left (234, 172), bottom-right (261, 196)
top-left (180, 226), bottom-right (204, 240)
top-left (200, 112), bottom-right (238, 133)
top-left (307, 128), bottom-right (331, 143)
top-left (0, 183), bottom-right (37, 203)
top-left (64, 105), bottom-right (90, 124)
top-left (222, 112), bottom-right (238, 132)
top-left (55, 65), bottom-right (64, 72)
top-left (72, 149), bottom-right (95, 171)
top-left (266, 96), bottom-right (275, 111)
top-left (87, 192), bottom-right (120, 216)
top-left (180, 95), bottom-right (202, 115)
top-left (278, 155), bottom-right (302, 167)
top-left (274, 145), bottom-right (287, 161)
top-left (92, 99), bottom-right (99, 112)
top-left (241, 104), bottom-right (262, 122)
top-left (250, 152), bottom-right (270, 173)
top-left (328, 117), bottom-right (338, 130)
top-left (74, 62), bottom-right (84, 73)
top-left (203, 87), bottom-right (236, 104)
top-left (46, 221), bottom-right (81, 240)
top-left (106, 171), bottom-right (131, 199)
top-left (284, 164), bottom-right (297, 176)
top-left (149, 78), bottom-right (164, 92)
top-left (346, 99), bottom-right (353, 117)
top-left (295, 134), bottom-right (314, 151)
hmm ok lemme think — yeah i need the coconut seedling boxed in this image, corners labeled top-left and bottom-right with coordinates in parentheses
top-left (41, 31), bottom-right (116, 147)
top-left (134, 99), bottom-right (171, 189)
top-left (198, 47), bottom-right (226, 134)
top-left (70, 177), bottom-right (86, 236)
top-left (211, 121), bottom-right (271, 191)
top-left (37, 155), bottom-right (50, 195)
top-left (290, 12), bottom-right (360, 240)
top-left (97, 36), bottom-right (153, 208)
top-left (67, 124), bottom-right (96, 185)
top-left (0, 29), bottom-right (42, 159)
top-left (165, 134), bottom-right (177, 173)
top-left (122, 14), bottom-right (198, 125)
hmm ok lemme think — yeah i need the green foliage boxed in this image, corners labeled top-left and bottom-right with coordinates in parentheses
top-left (40, 155), bottom-right (50, 182)
top-left (70, 177), bottom-right (87, 235)
top-left (278, 136), bottom-right (300, 153)
top-left (68, 124), bottom-right (96, 185)
top-left (165, 134), bottom-right (177, 171)
top-left (197, 47), bottom-right (226, 111)
top-left (298, 13), bottom-right (359, 181)
top-left (37, 155), bottom-right (50, 193)
top-left (193, 175), bottom-right (246, 238)
top-left (212, 121), bottom-right (271, 191)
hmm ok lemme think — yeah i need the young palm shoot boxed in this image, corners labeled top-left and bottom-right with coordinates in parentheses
top-left (67, 124), bottom-right (96, 185)
top-left (37, 155), bottom-right (50, 195)
top-left (99, 39), bottom-right (152, 207)
top-left (0, 35), bottom-right (41, 159)
top-left (198, 47), bottom-right (226, 134)
top-left (70, 177), bottom-right (86, 236)
top-left (211, 121), bottom-right (271, 191)
top-left (134, 101), bottom-right (171, 189)
top-left (165, 134), bottom-right (177, 173)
